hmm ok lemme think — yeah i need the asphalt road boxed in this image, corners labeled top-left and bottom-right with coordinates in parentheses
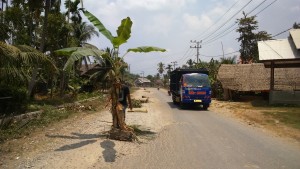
top-left (112, 89), bottom-right (300, 169)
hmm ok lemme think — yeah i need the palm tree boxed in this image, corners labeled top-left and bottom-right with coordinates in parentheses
top-left (157, 62), bottom-right (164, 78)
top-left (72, 21), bottom-right (99, 47)
top-left (28, 0), bottom-right (51, 98)
top-left (165, 64), bottom-right (172, 78)
top-left (65, 0), bottom-right (82, 24)
top-left (186, 59), bottom-right (194, 68)
top-left (0, 41), bottom-right (57, 88)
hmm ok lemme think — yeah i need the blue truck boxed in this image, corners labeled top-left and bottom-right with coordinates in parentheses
top-left (169, 68), bottom-right (211, 110)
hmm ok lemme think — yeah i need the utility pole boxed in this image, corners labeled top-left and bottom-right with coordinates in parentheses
top-left (171, 61), bottom-right (177, 70)
top-left (190, 40), bottom-right (202, 64)
top-left (221, 41), bottom-right (225, 60)
top-left (141, 71), bottom-right (145, 89)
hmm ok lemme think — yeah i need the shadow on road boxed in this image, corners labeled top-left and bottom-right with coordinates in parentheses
top-left (45, 132), bottom-right (107, 139)
top-left (166, 102), bottom-right (207, 111)
top-left (55, 140), bottom-right (97, 151)
top-left (100, 139), bottom-right (116, 162)
top-left (46, 132), bottom-right (107, 151)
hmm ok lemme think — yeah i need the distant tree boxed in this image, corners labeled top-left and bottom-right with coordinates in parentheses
top-left (157, 62), bottom-right (165, 78)
top-left (165, 64), bottom-right (173, 78)
top-left (155, 73), bottom-right (160, 80)
top-left (220, 56), bottom-right (237, 64)
top-left (181, 64), bottom-right (188, 69)
top-left (236, 12), bottom-right (271, 63)
top-left (293, 22), bottom-right (300, 29)
top-left (186, 59), bottom-right (194, 68)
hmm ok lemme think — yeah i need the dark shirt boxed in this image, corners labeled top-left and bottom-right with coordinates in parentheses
top-left (118, 85), bottom-right (130, 106)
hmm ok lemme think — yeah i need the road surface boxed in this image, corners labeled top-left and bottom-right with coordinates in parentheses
top-left (107, 88), bottom-right (300, 169)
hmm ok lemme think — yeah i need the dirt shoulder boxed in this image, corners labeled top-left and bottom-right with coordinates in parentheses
top-left (0, 88), bottom-right (173, 169)
top-left (209, 98), bottom-right (300, 145)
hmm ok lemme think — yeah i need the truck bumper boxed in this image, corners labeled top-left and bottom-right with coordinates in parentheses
top-left (181, 99), bottom-right (211, 105)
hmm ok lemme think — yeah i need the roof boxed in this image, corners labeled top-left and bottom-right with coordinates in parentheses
top-left (135, 78), bottom-right (151, 83)
top-left (258, 29), bottom-right (300, 68)
top-left (290, 29), bottom-right (300, 49)
top-left (217, 64), bottom-right (300, 91)
top-left (258, 38), bottom-right (300, 61)
top-left (79, 63), bottom-right (103, 76)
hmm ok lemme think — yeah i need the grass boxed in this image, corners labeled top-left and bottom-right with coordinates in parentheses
top-left (263, 109), bottom-right (300, 129)
top-left (219, 96), bottom-right (300, 131)
top-left (250, 98), bottom-right (300, 129)
top-left (0, 91), bottom-right (107, 143)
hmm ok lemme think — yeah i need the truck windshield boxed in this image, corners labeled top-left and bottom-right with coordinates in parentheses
top-left (182, 73), bottom-right (210, 87)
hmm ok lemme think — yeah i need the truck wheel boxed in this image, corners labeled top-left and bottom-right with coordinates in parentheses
top-left (203, 104), bottom-right (209, 110)
top-left (180, 102), bottom-right (185, 109)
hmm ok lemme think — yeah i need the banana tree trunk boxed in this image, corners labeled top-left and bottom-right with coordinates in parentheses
top-left (108, 80), bottom-right (136, 141)
top-left (111, 84), bottom-right (126, 130)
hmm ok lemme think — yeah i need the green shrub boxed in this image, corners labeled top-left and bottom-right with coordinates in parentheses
top-left (0, 85), bottom-right (28, 116)
top-left (131, 99), bottom-right (142, 108)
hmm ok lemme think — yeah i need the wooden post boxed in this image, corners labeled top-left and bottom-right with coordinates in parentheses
top-left (270, 61), bottom-right (274, 91)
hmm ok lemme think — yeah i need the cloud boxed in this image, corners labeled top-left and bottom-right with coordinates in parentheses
top-left (182, 13), bottom-right (213, 31)
top-left (290, 6), bottom-right (300, 12)
top-left (116, 0), bottom-right (196, 10)
top-left (143, 14), bottom-right (174, 36)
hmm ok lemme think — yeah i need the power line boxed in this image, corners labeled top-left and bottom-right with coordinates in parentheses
top-left (177, 47), bottom-right (193, 63)
top-left (202, 0), bottom-right (278, 46)
top-left (246, 0), bottom-right (268, 15)
top-left (201, 0), bottom-right (253, 41)
top-left (203, 0), bottom-right (268, 45)
top-left (272, 28), bottom-right (292, 38)
top-left (200, 51), bottom-right (240, 58)
top-left (181, 49), bottom-right (196, 65)
top-left (255, 0), bottom-right (278, 15)
top-left (194, 0), bottom-right (242, 40)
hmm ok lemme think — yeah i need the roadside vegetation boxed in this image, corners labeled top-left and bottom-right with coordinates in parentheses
top-left (0, 91), bottom-right (106, 143)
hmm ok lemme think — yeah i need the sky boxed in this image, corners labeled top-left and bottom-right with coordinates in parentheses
top-left (65, 0), bottom-right (300, 76)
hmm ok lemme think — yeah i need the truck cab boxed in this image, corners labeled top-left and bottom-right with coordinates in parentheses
top-left (170, 69), bottom-right (211, 110)
top-left (180, 73), bottom-right (211, 109)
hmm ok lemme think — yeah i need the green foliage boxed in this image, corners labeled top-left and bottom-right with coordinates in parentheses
top-left (46, 13), bottom-right (71, 51)
top-left (263, 109), bottom-right (300, 129)
top-left (0, 85), bottom-right (28, 116)
top-left (127, 46), bottom-right (166, 53)
top-left (236, 12), bottom-right (272, 63)
top-left (157, 62), bottom-right (165, 76)
top-left (82, 10), bottom-right (114, 42)
top-left (0, 42), bottom-right (58, 86)
top-left (0, 92), bottom-right (106, 143)
top-left (113, 17), bottom-right (133, 47)
top-left (131, 99), bottom-right (142, 108)
top-left (55, 47), bottom-right (105, 71)
top-left (293, 22), bottom-right (300, 29)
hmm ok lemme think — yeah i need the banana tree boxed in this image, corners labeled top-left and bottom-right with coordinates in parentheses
top-left (56, 10), bottom-right (165, 141)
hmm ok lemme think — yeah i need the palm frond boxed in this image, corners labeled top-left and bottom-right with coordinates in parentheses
top-left (55, 47), bottom-right (105, 72)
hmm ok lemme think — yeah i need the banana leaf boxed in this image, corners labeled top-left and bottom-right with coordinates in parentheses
top-left (112, 17), bottom-right (132, 47)
top-left (82, 10), bottom-right (114, 43)
top-left (127, 46), bottom-right (166, 53)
